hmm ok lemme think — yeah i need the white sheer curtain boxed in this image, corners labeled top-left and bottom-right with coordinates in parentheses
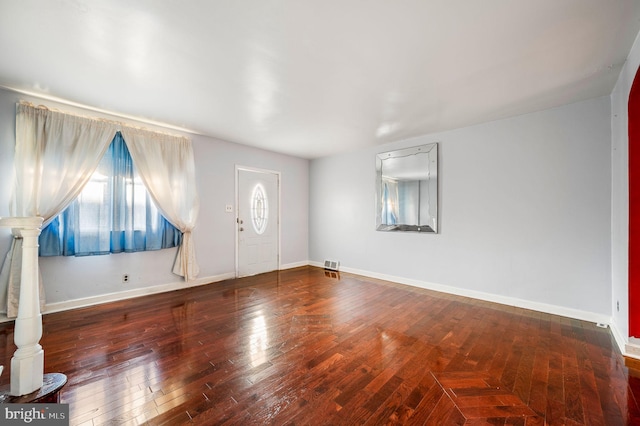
top-left (121, 128), bottom-right (200, 280)
top-left (11, 103), bottom-right (117, 220)
top-left (2, 102), bottom-right (117, 317)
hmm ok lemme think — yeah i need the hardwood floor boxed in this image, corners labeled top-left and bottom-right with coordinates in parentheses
top-left (0, 266), bottom-right (638, 425)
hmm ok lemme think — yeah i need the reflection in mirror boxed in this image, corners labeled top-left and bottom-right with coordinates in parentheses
top-left (376, 143), bottom-right (438, 233)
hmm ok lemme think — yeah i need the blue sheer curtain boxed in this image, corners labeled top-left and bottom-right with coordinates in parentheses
top-left (39, 132), bottom-right (182, 256)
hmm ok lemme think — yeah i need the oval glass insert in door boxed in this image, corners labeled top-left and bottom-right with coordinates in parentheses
top-left (251, 183), bottom-right (268, 235)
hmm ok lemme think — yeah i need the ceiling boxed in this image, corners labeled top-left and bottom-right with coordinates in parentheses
top-left (1, 1), bottom-right (639, 159)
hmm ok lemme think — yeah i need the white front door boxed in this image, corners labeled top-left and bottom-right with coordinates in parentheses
top-left (237, 168), bottom-right (279, 277)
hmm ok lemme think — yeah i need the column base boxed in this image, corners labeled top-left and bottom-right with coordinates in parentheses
top-left (10, 348), bottom-right (44, 396)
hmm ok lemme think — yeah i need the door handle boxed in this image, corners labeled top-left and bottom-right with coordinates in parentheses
top-left (239, 227), bottom-right (244, 231)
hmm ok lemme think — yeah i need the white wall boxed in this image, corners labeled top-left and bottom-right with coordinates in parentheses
top-left (611, 30), bottom-right (640, 344)
top-left (310, 96), bottom-right (612, 319)
top-left (0, 87), bottom-right (309, 310)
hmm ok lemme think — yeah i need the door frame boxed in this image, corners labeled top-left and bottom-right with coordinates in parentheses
top-left (235, 165), bottom-right (281, 278)
top-left (630, 66), bottom-right (640, 337)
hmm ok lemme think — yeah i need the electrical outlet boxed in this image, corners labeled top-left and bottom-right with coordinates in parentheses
top-left (122, 274), bottom-right (129, 283)
top-left (617, 300), bottom-right (620, 312)
top-left (225, 204), bottom-right (233, 213)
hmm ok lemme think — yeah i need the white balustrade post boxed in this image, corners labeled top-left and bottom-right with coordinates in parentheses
top-left (0, 217), bottom-right (45, 396)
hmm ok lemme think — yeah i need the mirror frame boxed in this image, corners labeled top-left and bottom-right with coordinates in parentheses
top-left (375, 143), bottom-right (438, 233)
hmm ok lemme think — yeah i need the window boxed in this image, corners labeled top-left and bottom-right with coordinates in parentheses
top-left (39, 132), bottom-right (182, 256)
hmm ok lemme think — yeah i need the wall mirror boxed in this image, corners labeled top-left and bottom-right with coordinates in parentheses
top-left (375, 143), bottom-right (438, 233)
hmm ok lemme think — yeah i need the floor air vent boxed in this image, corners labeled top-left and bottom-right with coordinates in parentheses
top-left (324, 260), bottom-right (340, 271)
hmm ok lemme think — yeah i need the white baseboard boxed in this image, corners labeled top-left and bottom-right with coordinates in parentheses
top-left (625, 343), bottom-right (640, 360)
top-left (280, 260), bottom-right (310, 270)
top-left (610, 321), bottom-right (629, 356)
top-left (0, 261), bottom-right (629, 357)
top-left (43, 272), bottom-right (236, 315)
top-left (310, 261), bottom-right (611, 326)
top-left (41, 263), bottom-right (313, 316)
top-left (43, 262), bottom-right (311, 315)
top-left (0, 263), bottom-right (315, 323)
top-left (625, 337), bottom-right (640, 360)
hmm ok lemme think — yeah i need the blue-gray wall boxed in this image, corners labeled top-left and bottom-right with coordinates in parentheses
top-left (310, 96), bottom-right (612, 318)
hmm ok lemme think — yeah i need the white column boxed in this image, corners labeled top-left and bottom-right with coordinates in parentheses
top-left (0, 217), bottom-right (44, 396)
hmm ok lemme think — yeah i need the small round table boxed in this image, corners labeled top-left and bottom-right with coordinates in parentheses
top-left (0, 373), bottom-right (67, 404)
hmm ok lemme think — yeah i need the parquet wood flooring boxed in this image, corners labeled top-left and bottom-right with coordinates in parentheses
top-left (0, 266), bottom-right (638, 425)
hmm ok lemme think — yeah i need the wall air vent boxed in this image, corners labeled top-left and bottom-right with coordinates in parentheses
top-left (324, 260), bottom-right (340, 271)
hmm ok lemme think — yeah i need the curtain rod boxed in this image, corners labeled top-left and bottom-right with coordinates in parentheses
top-left (18, 101), bottom-right (192, 141)
top-left (1, 84), bottom-right (202, 137)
